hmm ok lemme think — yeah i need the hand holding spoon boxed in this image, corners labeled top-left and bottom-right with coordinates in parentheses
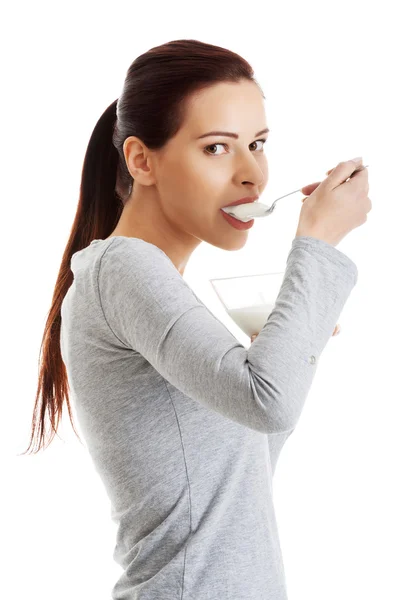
top-left (246, 162), bottom-right (364, 340)
top-left (221, 164), bottom-right (369, 222)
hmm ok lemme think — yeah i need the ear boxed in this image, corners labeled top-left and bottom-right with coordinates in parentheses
top-left (123, 136), bottom-right (157, 186)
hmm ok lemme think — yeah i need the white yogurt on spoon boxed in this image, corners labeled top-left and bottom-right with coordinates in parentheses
top-left (221, 201), bottom-right (270, 223)
top-left (223, 164), bottom-right (370, 222)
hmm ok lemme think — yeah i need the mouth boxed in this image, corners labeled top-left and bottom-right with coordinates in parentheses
top-left (222, 196), bottom-right (259, 209)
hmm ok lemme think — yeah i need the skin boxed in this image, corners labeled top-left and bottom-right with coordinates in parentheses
top-left (107, 79), bottom-right (339, 337)
top-left (106, 79), bottom-right (269, 275)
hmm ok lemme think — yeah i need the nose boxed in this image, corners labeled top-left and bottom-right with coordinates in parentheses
top-left (238, 154), bottom-right (267, 189)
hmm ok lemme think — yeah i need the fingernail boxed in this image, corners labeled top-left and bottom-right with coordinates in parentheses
top-left (351, 156), bottom-right (362, 163)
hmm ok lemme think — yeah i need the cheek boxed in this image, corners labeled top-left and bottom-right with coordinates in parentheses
top-left (161, 154), bottom-right (236, 218)
top-left (177, 160), bottom-right (219, 202)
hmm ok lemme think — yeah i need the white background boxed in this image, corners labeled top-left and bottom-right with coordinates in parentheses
top-left (2, 1), bottom-right (399, 598)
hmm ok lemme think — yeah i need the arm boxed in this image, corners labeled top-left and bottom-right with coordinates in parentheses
top-left (98, 236), bottom-right (358, 434)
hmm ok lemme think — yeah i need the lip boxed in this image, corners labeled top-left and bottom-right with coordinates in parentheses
top-left (222, 196), bottom-right (259, 208)
top-left (221, 211), bottom-right (255, 230)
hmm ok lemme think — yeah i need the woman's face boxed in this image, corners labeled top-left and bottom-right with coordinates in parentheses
top-left (119, 79), bottom-right (269, 274)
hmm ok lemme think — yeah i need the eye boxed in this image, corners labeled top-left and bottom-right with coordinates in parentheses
top-left (203, 138), bottom-right (268, 156)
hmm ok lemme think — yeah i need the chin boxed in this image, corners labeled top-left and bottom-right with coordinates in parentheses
top-left (213, 232), bottom-right (250, 252)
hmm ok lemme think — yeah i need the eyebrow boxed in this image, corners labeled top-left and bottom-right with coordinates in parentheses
top-left (197, 127), bottom-right (270, 140)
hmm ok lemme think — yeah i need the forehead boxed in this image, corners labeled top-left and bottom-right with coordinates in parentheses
top-left (182, 80), bottom-right (266, 135)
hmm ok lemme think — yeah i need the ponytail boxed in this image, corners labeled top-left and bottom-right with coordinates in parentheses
top-left (19, 38), bottom-right (262, 455)
top-left (19, 98), bottom-right (125, 455)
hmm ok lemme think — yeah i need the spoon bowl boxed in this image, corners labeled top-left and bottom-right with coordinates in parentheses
top-left (221, 164), bottom-right (369, 223)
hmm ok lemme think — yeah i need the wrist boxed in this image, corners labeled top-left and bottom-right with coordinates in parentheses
top-left (295, 227), bottom-right (338, 247)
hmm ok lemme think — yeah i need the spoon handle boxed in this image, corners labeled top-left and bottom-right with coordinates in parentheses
top-left (227, 164), bottom-right (370, 220)
top-left (269, 164), bottom-right (369, 212)
top-left (238, 189), bottom-right (304, 219)
top-left (268, 188), bottom-right (304, 211)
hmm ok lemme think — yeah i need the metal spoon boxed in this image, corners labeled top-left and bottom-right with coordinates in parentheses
top-left (222, 164), bottom-right (369, 222)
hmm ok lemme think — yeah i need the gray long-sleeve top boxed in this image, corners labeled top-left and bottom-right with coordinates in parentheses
top-left (60, 235), bottom-right (358, 599)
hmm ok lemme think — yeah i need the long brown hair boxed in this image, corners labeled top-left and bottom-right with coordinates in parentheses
top-left (19, 38), bottom-right (264, 456)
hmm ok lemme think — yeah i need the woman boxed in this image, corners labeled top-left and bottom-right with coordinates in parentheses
top-left (22, 39), bottom-right (362, 599)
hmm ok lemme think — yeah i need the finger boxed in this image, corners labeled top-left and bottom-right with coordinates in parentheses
top-left (302, 167), bottom-right (336, 194)
top-left (251, 334), bottom-right (258, 343)
top-left (301, 181), bottom-right (322, 195)
top-left (332, 324), bottom-right (341, 336)
top-left (301, 168), bottom-right (336, 198)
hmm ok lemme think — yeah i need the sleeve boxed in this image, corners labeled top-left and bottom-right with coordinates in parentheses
top-left (97, 236), bottom-right (358, 435)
